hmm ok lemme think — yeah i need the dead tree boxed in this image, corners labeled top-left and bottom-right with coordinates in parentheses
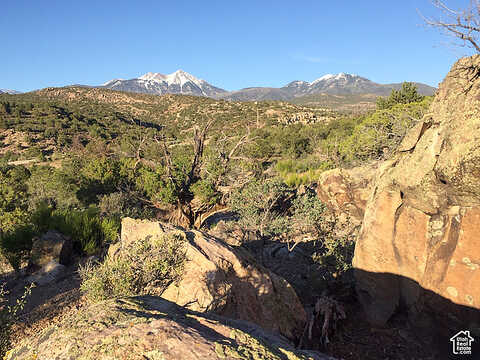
top-left (421, 0), bottom-right (480, 53)
top-left (152, 117), bottom-right (216, 227)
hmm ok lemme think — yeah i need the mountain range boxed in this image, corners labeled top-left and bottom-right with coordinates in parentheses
top-left (101, 71), bottom-right (436, 101)
top-left (1, 71), bottom-right (437, 101)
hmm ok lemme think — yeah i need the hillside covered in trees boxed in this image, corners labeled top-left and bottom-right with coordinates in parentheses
top-left (0, 82), bottom-right (429, 240)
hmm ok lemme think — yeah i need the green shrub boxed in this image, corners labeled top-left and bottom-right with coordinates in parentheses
top-left (47, 208), bottom-right (119, 255)
top-left (276, 157), bottom-right (334, 187)
top-left (0, 208), bottom-right (33, 270)
top-left (230, 178), bottom-right (291, 238)
top-left (26, 166), bottom-right (80, 210)
top-left (0, 224), bottom-right (34, 271)
top-left (98, 191), bottom-right (151, 219)
top-left (0, 205), bottom-right (119, 269)
top-left (231, 182), bottom-right (355, 275)
top-left (0, 208), bottom-right (30, 234)
top-left (190, 179), bottom-right (221, 206)
top-left (80, 157), bottom-right (121, 189)
top-left (21, 146), bottom-right (44, 161)
top-left (291, 189), bottom-right (328, 236)
top-left (275, 157), bottom-right (333, 175)
top-left (339, 97), bottom-right (432, 163)
top-left (376, 82), bottom-right (424, 110)
top-left (80, 231), bottom-right (187, 301)
top-left (136, 166), bottom-right (178, 205)
top-left (0, 165), bottom-right (30, 212)
top-left (31, 206), bottom-right (119, 256)
top-left (312, 234), bottom-right (355, 274)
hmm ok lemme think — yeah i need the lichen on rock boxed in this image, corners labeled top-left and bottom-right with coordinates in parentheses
top-left (5, 296), bottom-right (334, 360)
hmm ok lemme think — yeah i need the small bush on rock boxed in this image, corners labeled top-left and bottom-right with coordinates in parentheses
top-left (80, 231), bottom-right (187, 301)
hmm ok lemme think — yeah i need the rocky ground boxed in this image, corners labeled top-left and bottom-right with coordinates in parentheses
top-left (3, 236), bottom-right (440, 360)
top-left (3, 259), bottom-right (85, 348)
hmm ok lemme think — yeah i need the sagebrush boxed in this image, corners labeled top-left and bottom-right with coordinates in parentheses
top-left (80, 231), bottom-right (187, 301)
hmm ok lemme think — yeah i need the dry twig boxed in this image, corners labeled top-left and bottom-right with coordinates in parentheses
top-left (300, 295), bottom-right (347, 348)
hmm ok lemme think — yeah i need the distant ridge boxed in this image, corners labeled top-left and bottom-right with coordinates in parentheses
top-left (219, 73), bottom-right (436, 101)
top-left (100, 71), bottom-right (436, 101)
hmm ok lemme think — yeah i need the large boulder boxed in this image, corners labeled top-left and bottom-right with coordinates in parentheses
top-left (114, 218), bottom-right (307, 341)
top-left (316, 163), bottom-right (378, 225)
top-left (353, 55), bottom-right (480, 338)
top-left (5, 296), bottom-right (335, 360)
top-left (29, 230), bottom-right (73, 268)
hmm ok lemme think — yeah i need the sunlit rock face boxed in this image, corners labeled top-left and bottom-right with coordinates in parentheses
top-left (353, 55), bottom-right (480, 334)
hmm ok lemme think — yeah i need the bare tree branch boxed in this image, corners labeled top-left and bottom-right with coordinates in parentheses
top-left (154, 133), bottom-right (175, 183)
top-left (420, 0), bottom-right (480, 53)
top-left (186, 115), bottom-right (216, 188)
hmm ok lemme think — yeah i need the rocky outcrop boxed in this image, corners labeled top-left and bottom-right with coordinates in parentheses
top-left (5, 296), bottom-right (335, 360)
top-left (281, 112), bottom-right (319, 125)
top-left (29, 230), bottom-right (73, 268)
top-left (353, 55), bottom-right (480, 334)
top-left (115, 218), bottom-right (307, 341)
top-left (317, 163), bottom-right (378, 224)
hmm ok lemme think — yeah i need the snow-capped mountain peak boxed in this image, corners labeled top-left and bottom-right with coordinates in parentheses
top-left (312, 74), bottom-right (335, 83)
top-left (166, 70), bottom-right (205, 87)
top-left (102, 70), bottom-right (226, 97)
top-left (138, 72), bottom-right (166, 82)
top-left (102, 79), bottom-right (125, 87)
top-left (100, 70), bottom-right (435, 100)
top-left (289, 80), bottom-right (309, 86)
top-left (137, 70), bottom-right (205, 88)
top-left (311, 72), bottom-right (359, 85)
top-left (0, 89), bottom-right (21, 94)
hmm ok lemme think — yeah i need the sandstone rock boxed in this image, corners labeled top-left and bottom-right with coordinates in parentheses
top-left (316, 162), bottom-right (377, 224)
top-left (29, 230), bottom-right (73, 267)
top-left (115, 218), bottom-right (307, 340)
top-left (5, 296), bottom-right (335, 360)
top-left (353, 55), bottom-right (480, 335)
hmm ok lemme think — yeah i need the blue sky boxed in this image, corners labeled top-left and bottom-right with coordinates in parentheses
top-left (1, 0), bottom-right (475, 92)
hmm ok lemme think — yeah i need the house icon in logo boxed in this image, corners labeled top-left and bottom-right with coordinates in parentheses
top-left (450, 330), bottom-right (474, 355)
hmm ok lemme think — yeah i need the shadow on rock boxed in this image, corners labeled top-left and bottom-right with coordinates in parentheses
top-left (355, 269), bottom-right (480, 360)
